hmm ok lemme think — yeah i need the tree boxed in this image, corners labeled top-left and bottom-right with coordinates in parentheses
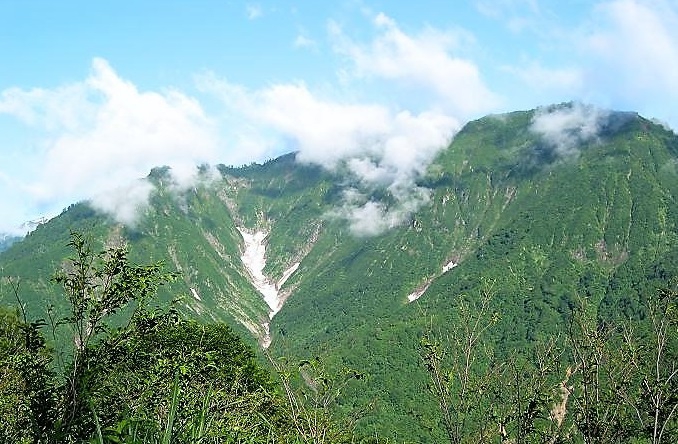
top-left (82, 310), bottom-right (288, 443)
top-left (422, 285), bottom-right (678, 444)
top-left (268, 354), bottom-right (367, 444)
top-left (642, 288), bottom-right (678, 443)
top-left (418, 282), bottom-right (553, 444)
top-left (568, 289), bottom-right (678, 444)
top-left (51, 232), bottom-right (175, 437)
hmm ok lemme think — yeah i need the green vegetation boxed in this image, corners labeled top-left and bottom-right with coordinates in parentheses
top-left (4, 244), bottom-right (676, 442)
top-left (0, 304), bottom-right (55, 443)
top-left (3, 105), bottom-right (678, 441)
top-left (0, 234), bottom-right (376, 443)
top-left (420, 283), bottom-right (678, 443)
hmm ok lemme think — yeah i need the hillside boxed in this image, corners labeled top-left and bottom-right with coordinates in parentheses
top-left (2, 103), bottom-right (678, 441)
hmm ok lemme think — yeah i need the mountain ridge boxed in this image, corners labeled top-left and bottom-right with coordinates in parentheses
top-left (2, 104), bottom-right (678, 440)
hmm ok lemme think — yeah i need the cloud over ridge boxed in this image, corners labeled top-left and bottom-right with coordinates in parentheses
top-left (530, 103), bottom-right (610, 157)
top-left (8, 3), bottom-right (678, 234)
top-left (0, 58), bottom-right (219, 228)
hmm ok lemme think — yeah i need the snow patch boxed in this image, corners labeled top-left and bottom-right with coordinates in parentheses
top-left (238, 227), bottom-right (300, 320)
top-left (407, 259), bottom-right (459, 303)
top-left (407, 282), bottom-right (432, 303)
top-left (190, 287), bottom-right (201, 301)
top-left (442, 260), bottom-right (458, 273)
top-left (238, 228), bottom-right (280, 317)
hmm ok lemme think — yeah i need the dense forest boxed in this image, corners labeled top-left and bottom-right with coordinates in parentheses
top-left (2, 232), bottom-right (677, 443)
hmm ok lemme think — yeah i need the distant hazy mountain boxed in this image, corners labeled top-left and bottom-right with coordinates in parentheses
top-left (3, 104), bottom-right (678, 441)
top-left (0, 234), bottom-right (20, 252)
top-left (0, 216), bottom-right (50, 252)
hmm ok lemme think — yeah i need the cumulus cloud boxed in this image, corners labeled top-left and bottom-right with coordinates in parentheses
top-left (0, 83), bottom-right (96, 131)
top-left (192, 12), bottom-right (488, 236)
top-left (2, 11), bottom-right (488, 236)
top-left (331, 12), bottom-right (499, 117)
top-left (530, 103), bottom-right (609, 156)
top-left (0, 58), bottom-right (219, 228)
top-left (328, 185), bottom-right (433, 237)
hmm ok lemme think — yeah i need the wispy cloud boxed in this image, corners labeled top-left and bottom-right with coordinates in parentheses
top-left (328, 186), bottom-right (432, 237)
top-left (0, 11), bottom-right (496, 235)
top-left (530, 103), bottom-right (609, 157)
top-left (475, 0), bottom-right (542, 33)
top-left (585, 0), bottom-right (678, 99)
top-left (89, 179), bottom-right (155, 227)
top-left (194, 12), bottom-right (483, 235)
top-left (294, 34), bottom-right (317, 50)
top-left (495, 0), bottom-right (678, 127)
top-left (246, 4), bottom-right (262, 20)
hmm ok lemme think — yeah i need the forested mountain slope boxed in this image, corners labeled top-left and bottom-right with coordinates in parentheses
top-left (2, 104), bottom-right (678, 440)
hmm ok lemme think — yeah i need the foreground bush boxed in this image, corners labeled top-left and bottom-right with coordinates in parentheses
top-left (0, 307), bottom-right (55, 443)
top-left (81, 309), bottom-right (288, 442)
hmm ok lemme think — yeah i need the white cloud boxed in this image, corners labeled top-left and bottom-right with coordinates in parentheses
top-left (333, 196), bottom-right (399, 237)
top-left (294, 35), bottom-right (316, 49)
top-left (331, 13), bottom-right (499, 117)
top-left (344, 200), bottom-right (392, 237)
top-left (0, 58), bottom-right (219, 228)
top-left (530, 103), bottom-right (609, 156)
top-left (1, 11), bottom-right (497, 235)
top-left (487, 0), bottom-right (678, 129)
top-left (89, 179), bottom-right (155, 227)
top-left (201, 76), bottom-right (459, 173)
top-left (247, 84), bottom-right (392, 166)
top-left (475, 0), bottom-right (542, 33)
top-left (199, 75), bottom-right (459, 236)
top-left (0, 83), bottom-right (97, 132)
top-left (328, 186), bottom-right (432, 237)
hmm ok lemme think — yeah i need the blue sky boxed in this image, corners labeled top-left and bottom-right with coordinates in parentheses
top-left (1, 0), bottom-right (678, 233)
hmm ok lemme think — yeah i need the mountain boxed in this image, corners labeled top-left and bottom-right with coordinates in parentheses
top-left (2, 104), bottom-right (678, 441)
